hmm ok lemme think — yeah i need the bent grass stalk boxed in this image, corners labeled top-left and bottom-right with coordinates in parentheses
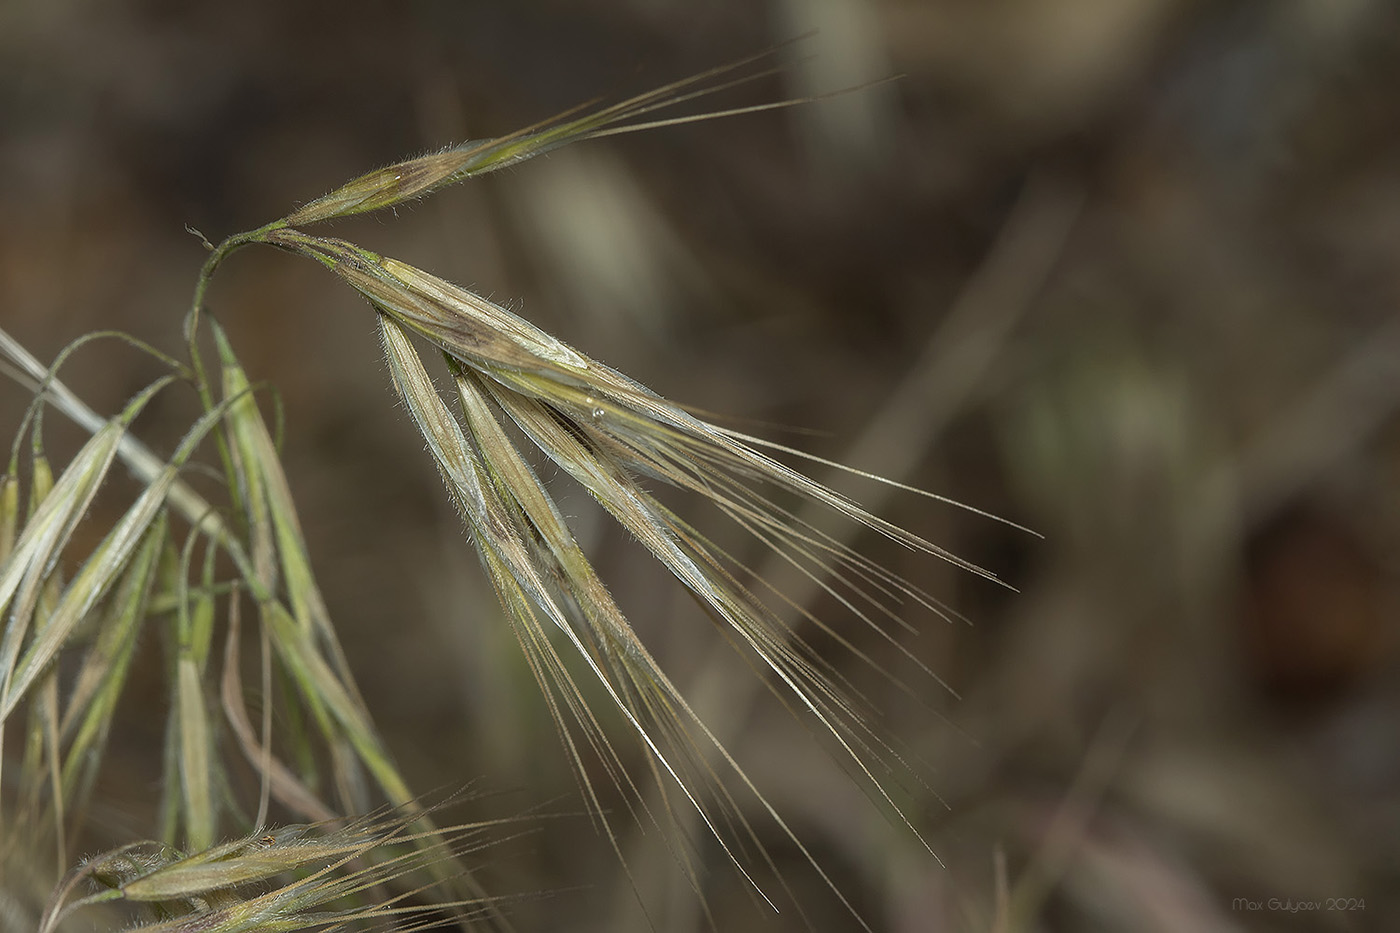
top-left (0, 49), bottom-right (1009, 930)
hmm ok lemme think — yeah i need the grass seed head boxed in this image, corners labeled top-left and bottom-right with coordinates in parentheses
top-left (349, 234), bottom-right (987, 920)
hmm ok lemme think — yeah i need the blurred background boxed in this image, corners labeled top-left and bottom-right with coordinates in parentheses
top-left (3, 1), bottom-right (1399, 930)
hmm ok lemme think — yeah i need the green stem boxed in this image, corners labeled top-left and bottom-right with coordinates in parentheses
top-left (185, 220), bottom-right (288, 408)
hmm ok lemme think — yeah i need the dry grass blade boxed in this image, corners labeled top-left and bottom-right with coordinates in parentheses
top-left (219, 599), bottom-right (337, 825)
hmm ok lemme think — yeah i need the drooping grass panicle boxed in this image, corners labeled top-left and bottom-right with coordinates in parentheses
top-left (4, 47), bottom-right (1007, 931)
top-left (282, 212), bottom-right (1000, 922)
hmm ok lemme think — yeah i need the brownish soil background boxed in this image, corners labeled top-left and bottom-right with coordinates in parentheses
top-left (4, 1), bottom-right (1399, 930)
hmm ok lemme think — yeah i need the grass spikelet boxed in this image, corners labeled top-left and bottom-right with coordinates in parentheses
top-left (0, 474), bottom-right (19, 565)
top-left (39, 801), bottom-right (517, 932)
top-left (280, 47), bottom-right (801, 227)
top-left (2, 386), bottom-right (235, 724)
top-left (0, 379), bottom-right (171, 724)
top-left (58, 517), bottom-right (167, 807)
